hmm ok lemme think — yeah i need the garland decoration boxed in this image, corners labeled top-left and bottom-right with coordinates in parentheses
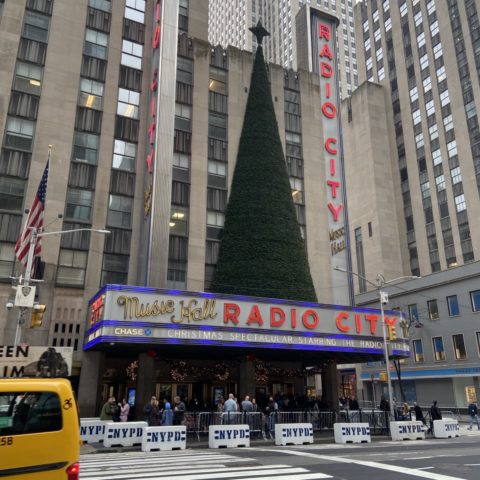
top-left (126, 360), bottom-right (139, 381)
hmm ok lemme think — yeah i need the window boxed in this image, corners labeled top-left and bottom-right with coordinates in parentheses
top-left (412, 109), bottom-right (421, 125)
top-left (443, 114), bottom-right (453, 131)
top-left (400, 2), bottom-right (407, 17)
top-left (0, 177), bottom-right (25, 211)
top-left (423, 76), bottom-right (431, 92)
top-left (425, 100), bottom-right (435, 117)
top-left (101, 253), bottom-right (129, 285)
top-left (432, 149), bottom-right (442, 166)
top-left (169, 208), bottom-right (188, 236)
top-left (412, 339), bottom-right (424, 362)
top-left (72, 132), bottom-right (99, 165)
top-left (471, 290), bottom-right (480, 312)
top-left (409, 86), bottom-right (418, 102)
top-left (421, 181), bottom-right (430, 199)
top-left (290, 177), bottom-right (303, 204)
top-left (440, 90), bottom-right (450, 107)
top-left (56, 249), bottom-right (87, 286)
top-left (0, 391), bottom-right (62, 436)
top-left (107, 194), bottom-right (132, 228)
top-left (454, 194), bottom-right (466, 212)
top-left (89, 0), bottom-right (111, 12)
top-left (385, 17), bottom-right (392, 32)
top-left (79, 78), bottom-right (104, 110)
top-left (429, 124), bottom-right (438, 140)
top-left (430, 20), bottom-right (439, 37)
top-left (428, 299), bottom-right (439, 320)
top-left (207, 211), bottom-right (224, 227)
top-left (434, 174), bottom-right (444, 192)
top-left (84, 29), bottom-right (108, 60)
top-left (447, 295), bottom-right (460, 316)
top-left (433, 337), bottom-right (446, 361)
top-left (65, 189), bottom-right (93, 222)
top-left (173, 152), bottom-right (189, 170)
top-left (208, 160), bottom-right (226, 176)
top-left (419, 53), bottom-right (428, 70)
top-left (5, 117), bottom-right (35, 151)
top-left (23, 11), bottom-right (49, 43)
top-left (453, 334), bottom-right (466, 360)
top-left (436, 65), bottom-right (446, 82)
top-left (13, 62), bottom-right (42, 95)
top-left (117, 88), bottom-right (140, 118)
top-left (433, 42), bottom-right (443, 59)
top-left (417, 32), bottom-right (426, 48)
top-left (125, 0), bottom-right (145, 24)
top-left (121, 40), bottom-right (142, 70)
top-left (415, 133), bottom-right (424, 148)
top-left (408, 304), bottom-right (419, 322)
top-left (0, 242), bottom-right (15, 277)
top-left (113, 139), bottom-right (136, 171)
top-left (414, 10), bottom-right (422, 26)
top-left (477, 332), bottom-right (480, 355)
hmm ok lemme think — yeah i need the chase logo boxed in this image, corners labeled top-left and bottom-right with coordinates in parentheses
top-left (144, 328), bottom-right (152, 336)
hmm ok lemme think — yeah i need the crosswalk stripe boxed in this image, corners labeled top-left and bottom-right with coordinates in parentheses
top-left (248, 475), bottom-right (332, 480)
top-left (82, 466), bottom-right (309, 480)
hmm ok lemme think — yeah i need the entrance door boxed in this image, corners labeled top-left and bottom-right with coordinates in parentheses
top-left (156, 383), bottom-right (192, 403)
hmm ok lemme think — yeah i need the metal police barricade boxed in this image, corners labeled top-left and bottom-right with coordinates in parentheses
top-left (360, 409), bottom-right (389, 435)
top-left (334, 423), bottom-right (371, 444)
top-left (390, 421), bottom-right (425, 441)
top-left (103, 421), bottom-right (147, 447)
top-left (276, 411), bottom-right (310, 424)
top-left (197, 412), bottom-right (221, 441)
top-left (142, 426), bottom-right (186, 452)
top-left (209, 424), bottom-right (250, 448)
top-left (80, 419), bottom-right (108, 444)
top-left (310, 411), bottom-right (336, 430)
top-left (275, 423), bottom-right (314, 446)
top-left (243, 412), bottom-right (266, 439)
top-left (221, 411), bottom-right (243, 425)
top-left (433, 419), bottom-right (460, 438)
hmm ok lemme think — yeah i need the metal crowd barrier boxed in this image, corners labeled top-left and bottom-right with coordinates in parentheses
top-left (339, 409), bottom-right (389, 435)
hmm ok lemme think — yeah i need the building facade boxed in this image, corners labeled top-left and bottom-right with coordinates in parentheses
top-left (341, 0), bottom-right (480, 406)
top-left (208, 0), bottom-right (359, 97)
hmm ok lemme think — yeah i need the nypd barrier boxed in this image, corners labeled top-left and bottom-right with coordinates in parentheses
top-left (434, 419), bottom-right (460, 438)
top-left (142, 426), bottom-right (186, 452)
top-left (334, 423), bottom-right (371, 444)
top-left (275, 423), bottom-right (314, 446)
top-left (390, 421), bottom-right (425, 441)
top-left (209, 425), bottom-right (250, 448)
top-left (103, 421), bottom-right (148, 447)
top-left (80, 419), bottom-right (108, 444)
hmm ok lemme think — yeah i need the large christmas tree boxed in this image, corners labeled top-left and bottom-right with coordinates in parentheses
top-left (211, 24), bottom-right (317, 302)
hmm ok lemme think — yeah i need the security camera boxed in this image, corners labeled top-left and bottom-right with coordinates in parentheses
top-left (6, 302), bottom-right (14, 310)
top-left (380, 292), bottom-right (389, 305)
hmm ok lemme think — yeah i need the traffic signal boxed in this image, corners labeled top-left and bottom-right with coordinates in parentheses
top-left (31, 304), bottom-right (46, 328)
top-left (388, 325), bottom-right (397, 341)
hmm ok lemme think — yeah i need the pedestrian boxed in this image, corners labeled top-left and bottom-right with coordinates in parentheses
top-left (401, 402), bottom-right (410, 420)
top-left (413, 402), bottom-right (425, 424)
top-left (349, 396), bottom-right (359, 410)
top-left (266, 396), bottom-right (279, 438)
top-left (173, 395), bottom-right (186, 425)
top-left (223, 393), bottom-right (237, 412)
top-left (119, 398), bottom-right (130, 422)
top-left (162, 402), bottom-right (174, 426)
top-left (99, 396), bottom-right (116, 421)
top-left (251, 398), bottom-right (258, 412)
top-left (428, 400), bottom-right (442, 434)
top-left (241, 395), bottom-right (254, 412)
top-left (144, 396), bottom-right (160, 426)
top-left (467, 401), bottom-right (480, 430)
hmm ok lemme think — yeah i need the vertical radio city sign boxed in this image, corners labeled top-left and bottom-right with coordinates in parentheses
top-left (310, 9), bottom-right (353, 305)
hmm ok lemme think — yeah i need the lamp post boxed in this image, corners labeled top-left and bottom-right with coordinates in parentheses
top-left (334, 266), bottom-right (418, 421)
top-left (13, 227), bottom-right (110, 346)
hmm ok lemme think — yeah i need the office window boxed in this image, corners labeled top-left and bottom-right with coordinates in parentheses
top-left (79, 78), bottom-right (104, 110)
top-left (73, 132), bottom-right (99, 165)
top-left (169, 208), bottom-right (188, 236)
top-left (5, 117), bottom-right (35, 152)
top-left (0, 177), bottom-right (25, 211)
top-left (432, 149), bottom-right (442, 166)
top-left (101, 253), bottom-right (129, 285)
top-left (173, 152), bottom-right (189, 170)
top-left (443, 114), bottom-right (453, 131)
top-left (89, 0), bottom-right (111, 12)
top-left (409, 86), bottom-right (418, 102)
top-left (125, 0), bottom-right (145, 24)
top-left (432, 336), bottom-right (445, 361)
top-left (450, 167), bottom-right (461, 184)
top-left (23, 11), bottom-right (49, 44)
top-left (412, 339), bottom-right (424, 362)
top-left (121, 40), bottom-right (142, 70)
top-left (107, 195), bottom-right (132, 228)
top-left (207, 211), bottom-right (224, 227)
top-left (435, 174), bottom-right (445, 191)
top-left (56, 249), bottom-right (87, 287)
top-left (428, 299), bottom-right (439, 320)
top-left (13, 62), bottom-right (42, 95)
top-left (65, 189), bottom-right (93, 222)
top-left (84, 29), bottom-right (108, 60)
top-left (447, 295), bottom-right (460, 316)
top-left (476, 332), bottom-right (480, 355)
top-left (454, 194), bottom-right (466, 212)
top-left (117, 88), bottom-right (140, 119)
top-left (453, 334), bottom-right (466, 360)
top-left (113, 139), bottom-right (136, 172)
top-left (440, 90), bottom-right (450, 107)
top-left (0, 242), bottom-right (15, 277)
top-left (400, 2), bottom-right (407, 17)
top-left (447, 140), bottom-right (457, 158)
top-left (471, 290), bottom-right (480, 312)
top-left (208, 160), bottom-right (226, 176)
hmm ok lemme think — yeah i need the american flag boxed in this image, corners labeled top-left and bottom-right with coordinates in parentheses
top-left (15, 159), bottom-right (50, 267)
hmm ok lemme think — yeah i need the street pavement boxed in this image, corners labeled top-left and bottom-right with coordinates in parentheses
top-left (79, 425), bottom-right (480, 480)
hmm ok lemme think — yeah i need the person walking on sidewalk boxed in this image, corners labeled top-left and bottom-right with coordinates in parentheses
top-left (467, 401), bottom-right (480, 430)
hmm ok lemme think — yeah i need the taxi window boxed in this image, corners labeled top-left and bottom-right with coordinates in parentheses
top-left (0, 391), bottom-right (62, 435)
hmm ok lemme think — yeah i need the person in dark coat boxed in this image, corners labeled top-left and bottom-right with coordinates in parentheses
top-left (173, 396), bottom-right (186, 425)
top-left (143, 396), bottom-right (160, 426)
top-left (413, 402), bottom-right (425, 424)
top-left (428, 400), bottom-right (442, 434)
top-left (467, 401), bottom-right (480, 430)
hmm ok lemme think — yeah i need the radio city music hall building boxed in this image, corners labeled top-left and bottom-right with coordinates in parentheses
top-left (0, 0), bottom-right (409, 415)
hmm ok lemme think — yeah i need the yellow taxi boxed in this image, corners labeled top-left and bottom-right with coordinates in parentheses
top-left (0, 378), bottom-right (80, 479)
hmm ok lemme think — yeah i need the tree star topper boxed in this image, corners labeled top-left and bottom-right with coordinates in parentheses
top-left (249, 20), bottom-right (270, 45)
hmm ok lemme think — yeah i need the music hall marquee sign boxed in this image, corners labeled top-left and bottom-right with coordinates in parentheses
top-left (84, 286), bottom-right (410, 358)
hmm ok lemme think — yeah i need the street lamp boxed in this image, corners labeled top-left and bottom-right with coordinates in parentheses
top-left (334, 266), bottom-right (419, 421)
top-left (12, 227), bottom-right (110, 346)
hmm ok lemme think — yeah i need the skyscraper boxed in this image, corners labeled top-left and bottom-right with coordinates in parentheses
top-left (208, 0), bottom-right (359, 97)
